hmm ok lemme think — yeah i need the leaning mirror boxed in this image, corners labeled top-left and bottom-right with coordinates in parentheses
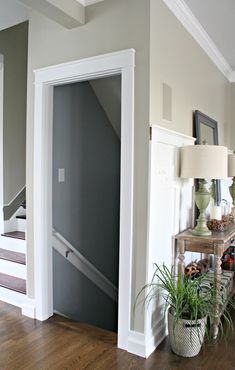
top-left (194, 110), bottom-right (221, 204)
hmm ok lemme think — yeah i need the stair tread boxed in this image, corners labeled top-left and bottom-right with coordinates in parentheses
top-left (0, 273), bottom-right (26, 294)
top-left (0, 248), bottom-right (25, 265)
top-left (1, 232), bottom-right (25, 240)
top-left (16, 215), bottom-right (26, 220)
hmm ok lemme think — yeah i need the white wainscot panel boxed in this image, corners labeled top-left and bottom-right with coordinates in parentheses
top-left (145, 125), bottom-right (195, 357)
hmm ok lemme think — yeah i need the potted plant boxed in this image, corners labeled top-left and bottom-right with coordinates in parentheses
top-left (136, 263), bottom-right (233, 357)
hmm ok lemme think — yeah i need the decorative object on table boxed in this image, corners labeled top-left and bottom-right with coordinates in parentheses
top-left (228, 153), bottom-right (235, 206)
top-left (180, 145), bottom-right (228, 236)
top-left (202, 269), bottom-right (234, 304)
top-left (221, 245), bottom-right (235, 271)
top-left (185, 261), bottom-right (199, 277)
top-left (135, 264), bottom-right (232, 358)
top-left (185, 258), bottom-right (210, 278)
top-left (207, 215), bottom-right (231, 232)
top-left (194, 110), bottom-right (221, 204)
top-left (220, 199), bottom-right (231, 216)
top-left (210, 205), bottom-right (222, 220)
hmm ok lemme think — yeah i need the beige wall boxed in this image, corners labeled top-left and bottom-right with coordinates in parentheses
top-left (230, 83), bottom-right (235, 150)
top-left (26, 0), bottom-right (233, 335)
top-left (26, 0), bottom-right (150, 332)
top-left (0, 22), bottom-right (28, 204)
top-left (150, 0), bottom-right (231, 147)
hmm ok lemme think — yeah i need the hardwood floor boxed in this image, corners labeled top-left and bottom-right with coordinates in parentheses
top-left (0, 301), bottom-right (235, 369)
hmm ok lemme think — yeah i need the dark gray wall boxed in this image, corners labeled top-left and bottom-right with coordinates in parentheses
top-left (53, 249), bottom-right (117, 331)
top-left (53, 79), bottom-right (120, 332)
top-left (0, 22), bottom-right (28, 205)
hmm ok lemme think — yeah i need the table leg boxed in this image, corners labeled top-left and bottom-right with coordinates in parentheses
top-left (178, 240), bottom-right (185, 276)
top-left (213, 244), bottom-right (222, 340)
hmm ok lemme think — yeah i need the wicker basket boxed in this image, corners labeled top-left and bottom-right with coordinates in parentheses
top-left (168, 310), bottom-right (207, 357)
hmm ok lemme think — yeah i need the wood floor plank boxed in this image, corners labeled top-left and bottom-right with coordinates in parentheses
top-left (0, 301), bottom-right (234, 369)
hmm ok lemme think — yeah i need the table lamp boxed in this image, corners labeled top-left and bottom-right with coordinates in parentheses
top-left (180, 145), bottom-right (228, 236)
top-left (228, 153), bottom-right (235, 205)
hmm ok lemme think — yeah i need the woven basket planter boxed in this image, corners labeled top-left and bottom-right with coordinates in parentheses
top-left (168, 309), bottom-right (207, 357)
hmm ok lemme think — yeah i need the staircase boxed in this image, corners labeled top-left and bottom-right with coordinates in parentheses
top-left (0, 202), bottom-right (26, 306)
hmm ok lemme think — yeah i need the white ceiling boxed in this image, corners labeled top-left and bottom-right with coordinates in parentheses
top-left (184, 0), bottom-right (235, 70)
top-left (0, 0), bottom-right (28, 32)
top-left (0, 0), bottom-right (105, 34)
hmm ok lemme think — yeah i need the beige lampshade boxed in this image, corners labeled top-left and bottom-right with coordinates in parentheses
top-left (180, 145), bottom-right (228, 179)
top-left (228, 154), bottom-right (235, 177)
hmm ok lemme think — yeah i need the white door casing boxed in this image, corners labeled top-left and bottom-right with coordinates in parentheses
top-left (33, 49), bottom-right (135, 351)
top-left (0, 55), bottom-right (4, 234)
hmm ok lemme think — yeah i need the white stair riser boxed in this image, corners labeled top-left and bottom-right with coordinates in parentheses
top-left (0, 285), bottom-right (26, 306)
top-left (4, 219), bottom-right (17, 233)
top-left (4, 218), bottom-right (26, 233)
top-left (0, 236), bottom-right (26, 253)
top-left (0, 259), bottom-right (26, 279)
top-left (17, 219), bottom-right (26, 232)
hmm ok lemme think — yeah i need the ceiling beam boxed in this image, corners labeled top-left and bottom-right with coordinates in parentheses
top-left (18, 0), bottom-right (85, 29)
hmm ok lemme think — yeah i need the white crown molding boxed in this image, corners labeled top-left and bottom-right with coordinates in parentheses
top-left (75, 0), bottom-right (104, 6)
top-left (163, 0), bottom-right (234, 82)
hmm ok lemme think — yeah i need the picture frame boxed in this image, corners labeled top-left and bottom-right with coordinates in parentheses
top-left (194, 110), bottom-right (221, 204)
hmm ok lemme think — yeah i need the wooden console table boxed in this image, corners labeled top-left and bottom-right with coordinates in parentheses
top-left (174, 224), bottom-right (235, 339)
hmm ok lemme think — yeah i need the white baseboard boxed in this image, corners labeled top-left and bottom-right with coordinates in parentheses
top-left (0, 288), bottom-right (35, 320)
top-left (127, 331), bottom-right (147, 358)
top-left (53, 309), bottom-right (70, 319)
top-left (21, 298), bottom-right (36, 319)
top-left (145, 320), bottom-right (167, 358)
top-left (127, 320), bottom-right (167, 358)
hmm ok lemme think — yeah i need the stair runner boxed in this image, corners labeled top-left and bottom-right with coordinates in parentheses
top-left (0, 232), bottom-right (26, 294)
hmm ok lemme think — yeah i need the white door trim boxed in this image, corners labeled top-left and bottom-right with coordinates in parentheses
top-left (0, 56), bottom-right (4, 233)
top-left (33, 49), bottom-right (135, 351)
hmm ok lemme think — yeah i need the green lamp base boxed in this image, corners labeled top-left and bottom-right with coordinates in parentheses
top-left (229, 177), bottom-right (235, 206)
top-left (192, 223), bottom-right (212, 236)
top-left (192, 180), bottom-right (211, 237)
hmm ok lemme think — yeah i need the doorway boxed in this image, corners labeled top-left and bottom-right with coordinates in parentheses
top-left (52, 76), bottom-right (121, 332)
top-left (33, 49), bottom-right (135, 350)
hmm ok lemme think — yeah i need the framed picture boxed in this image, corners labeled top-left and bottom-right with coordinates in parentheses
top-left (194, 110), bottom-right (219, 145)
top-left (194, 110), bottom-right (221, 204)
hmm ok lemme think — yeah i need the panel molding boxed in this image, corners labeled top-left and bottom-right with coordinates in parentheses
top-left (144, 124), bottom-right (195, 357)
